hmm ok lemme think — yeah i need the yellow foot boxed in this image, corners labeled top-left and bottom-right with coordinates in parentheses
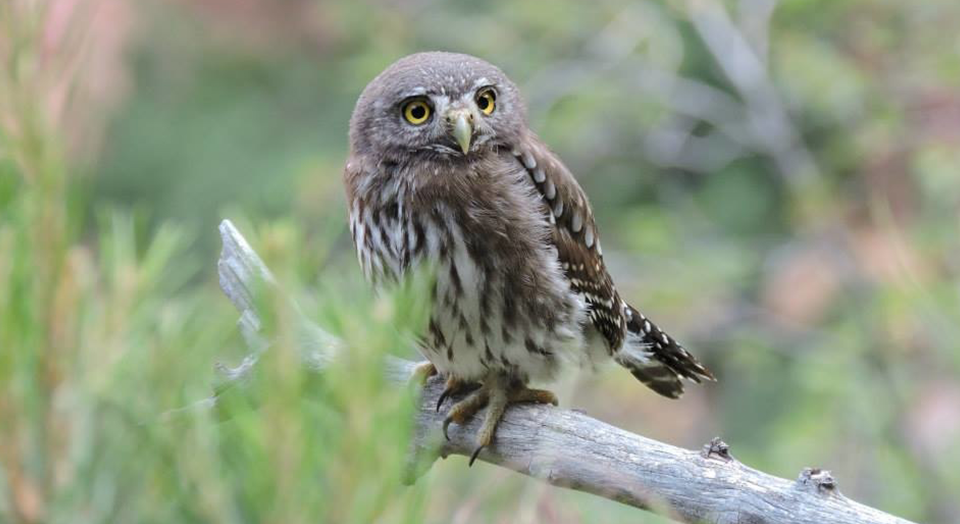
top-left (441, 376), bottom-right (558, 466)
top-left (410, 361), bottom-right (438, 385)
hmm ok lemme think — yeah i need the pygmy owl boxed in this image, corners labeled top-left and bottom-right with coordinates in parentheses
top-left (344, 52), bottom-right (714, 464)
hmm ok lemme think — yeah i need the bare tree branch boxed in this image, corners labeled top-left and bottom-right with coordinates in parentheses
top-left (214, 219), bottom-right (917, 524)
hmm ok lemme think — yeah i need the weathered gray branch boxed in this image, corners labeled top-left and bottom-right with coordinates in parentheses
top-left (214, 219), bottom-right (916, 524)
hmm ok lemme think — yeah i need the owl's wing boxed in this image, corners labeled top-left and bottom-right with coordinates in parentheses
top-left (511, 135), bottom-right (625, 352)
top-left (512, 134), bottom-right (714, 397)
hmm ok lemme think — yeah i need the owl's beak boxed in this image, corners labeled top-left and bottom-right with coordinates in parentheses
top-left (446, 109), bottom-right (473, 154)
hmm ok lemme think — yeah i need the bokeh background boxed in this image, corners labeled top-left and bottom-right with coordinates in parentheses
top-left (2, 0), bottom-right (959, 522)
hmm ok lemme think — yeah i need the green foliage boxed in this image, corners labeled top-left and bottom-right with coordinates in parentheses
top-left (0, 146), bottom-right (428, 523)
top-left (0, 8), bottom-right (426, 523)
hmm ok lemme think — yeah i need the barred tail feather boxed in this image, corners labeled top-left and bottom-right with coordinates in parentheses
top-left (615, 304), bottom-right (715, 399)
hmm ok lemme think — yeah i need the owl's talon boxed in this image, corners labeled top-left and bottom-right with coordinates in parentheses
top-left (468, 445), bottom-right (485, 466)
top-left (436, 377), bottom-right (480, 412)
top-left (442, 417), bottom-right (453, 441)
top-left (440, 385), bottom-right (490, 441)
top-left (437, 391), bottom-right (450, 413)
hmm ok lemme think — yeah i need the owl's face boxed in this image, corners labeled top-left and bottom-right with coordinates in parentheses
top-left (349, 52), bottom-right (527, 163)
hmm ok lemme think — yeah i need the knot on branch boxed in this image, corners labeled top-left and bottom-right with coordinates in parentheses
top-left (797, 467), bottom-right (838, 495)
top-left (701, 437), bottom-right (732, 462)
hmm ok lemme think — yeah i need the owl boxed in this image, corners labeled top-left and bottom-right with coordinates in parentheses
top-left (344, 52), bottom-right (714, 464)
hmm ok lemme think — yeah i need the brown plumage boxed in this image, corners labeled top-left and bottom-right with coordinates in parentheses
top-left (344, 52), bottom-right (714, 461)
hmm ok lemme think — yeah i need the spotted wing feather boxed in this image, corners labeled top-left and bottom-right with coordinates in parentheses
top-left (511, 134), bottom-right (715, 397)
top-left (511, 136), bottom-right (625, 354)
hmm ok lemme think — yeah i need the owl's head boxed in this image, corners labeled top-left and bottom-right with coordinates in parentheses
top-left (349, 52), bottom-right (527, 162)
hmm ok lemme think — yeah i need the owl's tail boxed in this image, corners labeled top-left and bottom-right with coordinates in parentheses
top-left (614, 303), bottom-right (715, 399)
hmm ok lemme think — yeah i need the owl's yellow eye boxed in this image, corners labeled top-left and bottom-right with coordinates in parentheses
top-left (403, 100), bottom-right (431, 125)
top-left (476, 88), bottom-right (496, 115)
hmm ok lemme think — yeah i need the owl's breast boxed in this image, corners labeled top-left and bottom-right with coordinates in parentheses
top-left (350, 158), bottom-right (595, 382)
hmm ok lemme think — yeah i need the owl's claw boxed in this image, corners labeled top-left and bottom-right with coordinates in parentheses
top-left (468, 445), bottom-right (485, 467)
top-left (437, 391), bottom-right (450, 413)
top-left (436, 376), bottom-right (481, 412)
top-left (442, 386), bottom-right (490, 440)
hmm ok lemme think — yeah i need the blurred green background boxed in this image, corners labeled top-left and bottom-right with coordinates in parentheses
top-left (2, 0), bottom-right (959, 522)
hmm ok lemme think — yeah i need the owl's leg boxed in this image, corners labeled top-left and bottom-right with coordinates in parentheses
top-left (468, 382), bottom-right (558, 465)
top-left (442, 374), bottom-right (558, 466)
top-left (410, 361), bottom-right (438, 385)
